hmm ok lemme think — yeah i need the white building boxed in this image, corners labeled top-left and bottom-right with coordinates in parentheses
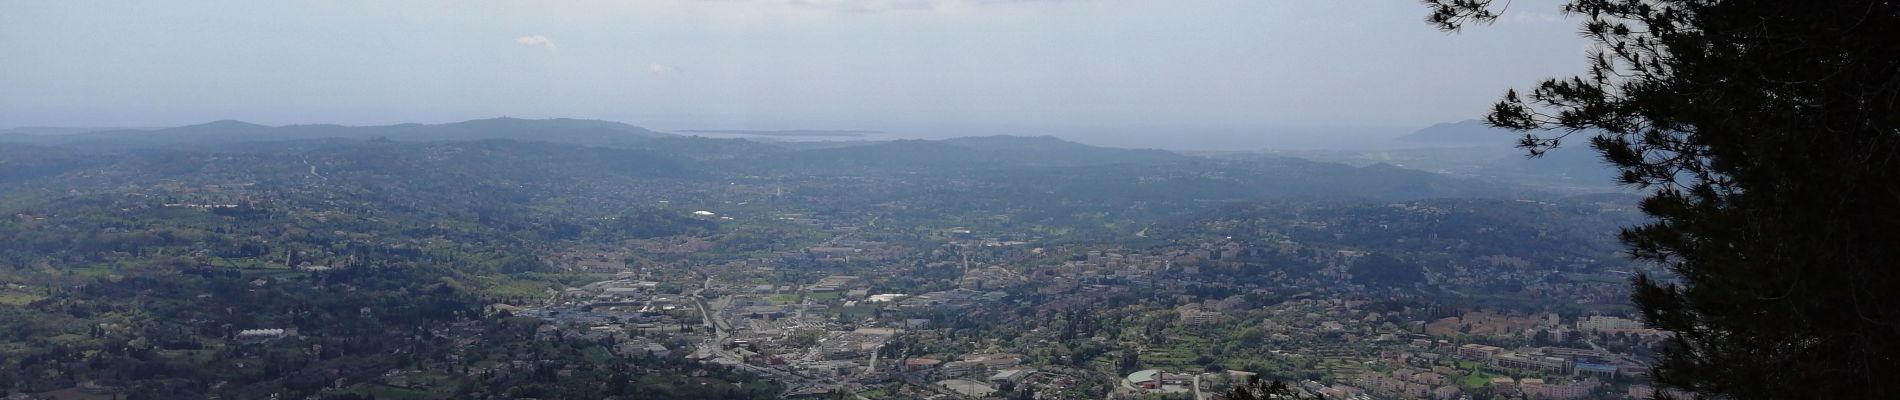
top-left (1576, 315), bottom-right (1642, 332)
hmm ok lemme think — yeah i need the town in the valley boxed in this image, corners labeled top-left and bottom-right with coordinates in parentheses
top-left (0, 124), bottom-right (1674, 400)
top-left (496, 205), bottom-right (1673, 400)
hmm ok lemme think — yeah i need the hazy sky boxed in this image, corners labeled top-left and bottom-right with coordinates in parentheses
top-left (0, 0), bottom-right (1588, 143)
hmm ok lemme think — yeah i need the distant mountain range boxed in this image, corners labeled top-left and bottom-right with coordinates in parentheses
top-left (0, 117), bottom-right (1639, 200)
top-left (677, 129), bottom-right (877, 137)
top-left (0, 117), bottom-right (1591, 205)
top-left (1396, 120), bottom-right (1524, 146)
top-left (0, 117), bottom-right (671, 150)
top-left (743, 135), bottom-right (1187, 172)
top-left (0, 126), bottom-right (123, 136)
top-left (1220, 119), bottom-right (1616, 192)
top-left (0, 118), bottom-right (1196, 170)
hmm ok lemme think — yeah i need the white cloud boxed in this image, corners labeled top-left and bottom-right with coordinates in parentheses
top-left (648, 63), bottom-right (676, 74)
top-left (514, 35), bottom-right (559, 51)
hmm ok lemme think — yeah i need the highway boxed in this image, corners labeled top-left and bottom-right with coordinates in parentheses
top-left (688, 275), bottom-right (866, 399)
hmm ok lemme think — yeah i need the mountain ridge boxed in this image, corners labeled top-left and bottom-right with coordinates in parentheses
top-left (1396, 119), bottom-right (1524, 146)
top-left (0, 117), bottom-right (672, 150)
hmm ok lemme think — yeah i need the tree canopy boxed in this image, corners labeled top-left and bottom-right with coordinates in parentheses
top-left (1427, 0), bottom-right (1900, 397)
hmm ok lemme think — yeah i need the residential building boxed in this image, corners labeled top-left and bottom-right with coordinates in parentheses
top-left (1494, 353), bottom-right (1572, 373)
top-left (1576, 315), bottom-right (1642, 332)
top-left (1457, 344), bottom-right (1505, 360)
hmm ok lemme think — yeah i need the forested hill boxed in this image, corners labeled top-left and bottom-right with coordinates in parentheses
top-left (1143, 196), bottom-right (1645, 310)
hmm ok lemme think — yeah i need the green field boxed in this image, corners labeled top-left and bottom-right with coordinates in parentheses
top-left (345, 383), bottom-right (433, 400)
top-left (0, 292), bottom-right (45, 305)
top-left (1459, 370), bottom-right (1503, 388)
top-left (806, 291), bottom-right (842, 302)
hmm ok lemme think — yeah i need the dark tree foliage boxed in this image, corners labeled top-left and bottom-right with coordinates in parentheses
top-left (1224, 376), bottom-right (1310, 400)
top-left (1426, 0), bottom-right (1900, 398)
top-left (1349, 253), bottom-right (1426, 287)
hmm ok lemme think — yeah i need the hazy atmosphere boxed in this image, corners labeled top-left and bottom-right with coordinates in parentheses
top-left (1, 0), bottom-right (1586, 149)
top-left (3, 1), bottom-right (1895, 399)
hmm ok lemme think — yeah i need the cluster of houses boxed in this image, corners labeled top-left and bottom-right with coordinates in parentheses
top-left (1457, 344), bottom-right (1646, 378)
